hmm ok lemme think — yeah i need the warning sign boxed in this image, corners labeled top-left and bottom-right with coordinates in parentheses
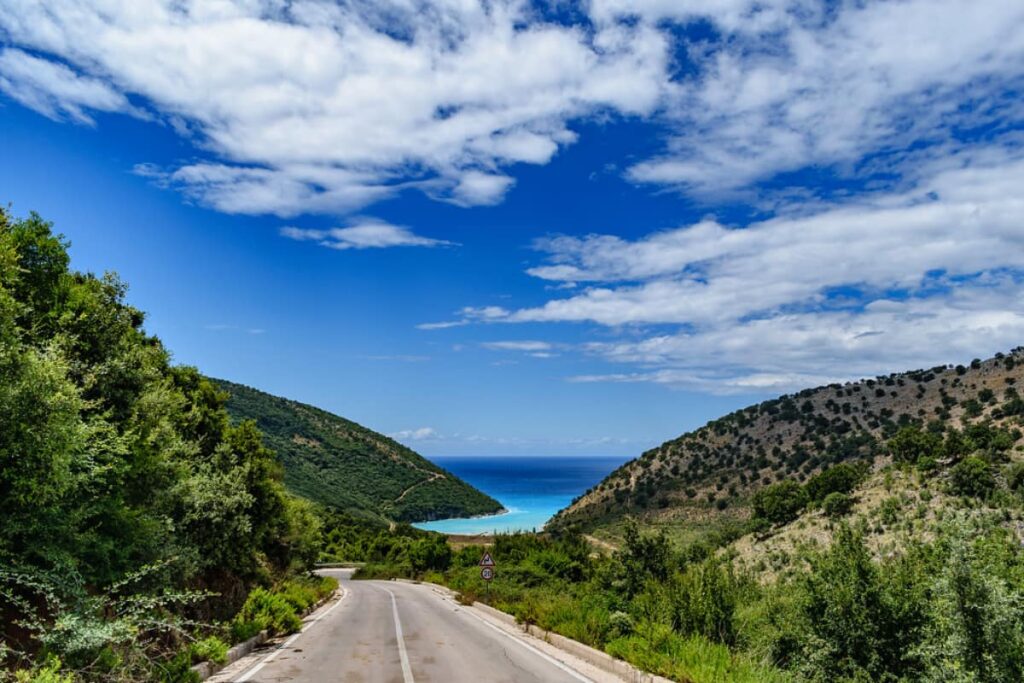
top-left (479, 552), bottom-right (495, 567)
top-left (480, 567), bottom-right (494, 581)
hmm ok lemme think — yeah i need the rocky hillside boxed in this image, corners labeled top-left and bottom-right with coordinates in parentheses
top-left (213, 379), bottom-right (503, 523)
top-left (550, 348), bottom-right (1024, 537)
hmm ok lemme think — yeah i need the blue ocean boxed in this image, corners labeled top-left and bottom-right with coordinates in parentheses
top-left (414, 456), bottom-right (629, 534)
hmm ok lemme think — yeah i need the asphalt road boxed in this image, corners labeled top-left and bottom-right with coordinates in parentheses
top-left (212, 569), bottom-right (606, 683)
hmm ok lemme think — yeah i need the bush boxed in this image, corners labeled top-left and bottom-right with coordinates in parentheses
top-left (888, 426), bottom-right (942, 464)
top-left (822, 492), bottom-right (853, 518)
top-left (752, 480), bottom-right (808, 525)
top-left (672, 560), bottom-right (738, 645)
top-left (14, 657), bottom-right (73, 683)
top-left (1006, 462), bottom-right (1024, 492)
top-left (190, 635), bottom-right (229, 665)
top-left (234, 588), bottom-right (302, 636)
top-left (806, 462), bottom-right (866, 503)
top-left (950, 456), bottom-right (995, 498)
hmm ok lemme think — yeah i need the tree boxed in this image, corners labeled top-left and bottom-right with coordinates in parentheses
top-left (799, 525), bottom-right (926, 680)
top-left (806, 462), bottom-right (866, 503)
top-left (950, 457), bottom-right (994, 498)
top-left (822, 492), bottom-right (853, 518)
top-left (888, 426), bottom-right (942, 464)
top-left (752, 480), bottom-right (808, 525)
top-left (617, 520), bottom-right (671, 596)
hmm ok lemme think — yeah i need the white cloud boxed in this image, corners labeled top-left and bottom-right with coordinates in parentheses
top-left (511, 153), bottom-right (1024, 326)
top-left (390, 427), bottom-right (440, 441)
top-left (480, 151), bottom-right (1024, 391)
top-left (280, 219), bottom-right (451, 250)
top-left (608, 0), bottom-right (1024, 195)
top-left (481, 340), bottom-right (553, 352)
top-left (0, 48), bottom-right (136, 124)
top-left (573, 283), bottom-right (1024, 393)
top-left (0, 0), bottom-right (667, 215)
top-left (417, 305), bottom-right (510, 330)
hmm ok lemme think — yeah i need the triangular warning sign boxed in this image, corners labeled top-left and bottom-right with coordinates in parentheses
top-left (479, 552), bottom-right (495, 567)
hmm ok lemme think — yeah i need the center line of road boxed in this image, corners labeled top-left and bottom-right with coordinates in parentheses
top-left (382, 587), bottom-right (416, 683)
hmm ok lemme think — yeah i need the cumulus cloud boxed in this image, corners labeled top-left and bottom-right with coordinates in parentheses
top-left (0, 0), bottom-right (667, 215)
top-left (280, 219), bottom-right (452, 250)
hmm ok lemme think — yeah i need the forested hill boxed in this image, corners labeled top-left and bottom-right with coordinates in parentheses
top-left (551, 348), bottom-right (1024, 536)
top-left (212, 379), bottom-right (503, 523)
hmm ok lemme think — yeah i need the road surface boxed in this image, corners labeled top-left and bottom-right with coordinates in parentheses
top-left (210, 569), bottom-right (615, 683)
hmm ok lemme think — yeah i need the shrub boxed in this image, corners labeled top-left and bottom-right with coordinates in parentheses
top-left (14, 658), bottom-right (73, 683)
top-left (234, 588), bottom-right (302, 636)
top-left (822, 492), bottom-right (853, 518)
top-left (752, 480), bottom-right (808, 525)
top-left (888, 426), bottom-right (942, 464)
top-left (190, 636), bottom-right (228, 665)
top-left (1006, 462), bottom-right (1024, 492)
top-left (950, 457), bottom-right (995, 498)
top-left (672, 559), bottom-right (738, 645)
top-left (806, 463), bottom-right (866, 503)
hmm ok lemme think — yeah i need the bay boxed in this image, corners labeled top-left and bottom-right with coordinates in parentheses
top-left (414, 455), bottom-right (629, 534)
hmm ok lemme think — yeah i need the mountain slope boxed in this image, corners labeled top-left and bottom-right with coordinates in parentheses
top-left (550, 348), bottom-right (1024, 539)
top-left (212, 379), bottom-right (503, 523)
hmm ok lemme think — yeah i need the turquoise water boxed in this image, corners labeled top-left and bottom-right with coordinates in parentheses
top-left (414, 456), bottom-right (629, 534)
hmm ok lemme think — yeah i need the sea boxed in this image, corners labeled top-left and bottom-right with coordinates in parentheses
top-left (414, 455), bottom-right (629, 534)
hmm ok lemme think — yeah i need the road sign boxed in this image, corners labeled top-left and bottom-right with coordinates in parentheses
top-left (479, 552), bottom-right (495, 567)
top-left (480, 567), bottom-right (494, 581)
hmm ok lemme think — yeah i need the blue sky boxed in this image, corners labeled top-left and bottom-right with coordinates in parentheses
top-left (2, 1), bottom-right (1023, 456)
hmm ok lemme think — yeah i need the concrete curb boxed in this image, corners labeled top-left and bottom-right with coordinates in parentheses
top-left (190, 629), bottom-right (269, 680)
top-left (395, 579), bottom-right (674, 683)
top-left (190, 588), bottom-right (340, 681)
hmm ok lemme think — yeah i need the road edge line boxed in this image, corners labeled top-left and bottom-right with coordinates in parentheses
top-left (233, 586), bottom-right (348, 682)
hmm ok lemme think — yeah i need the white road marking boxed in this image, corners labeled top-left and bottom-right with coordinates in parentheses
top-left (234, 587), bottom-right (348, 682)
top-left (381, 587), bottom-right (416, 683)
top-left (439, 592), bottom-right (594, 683)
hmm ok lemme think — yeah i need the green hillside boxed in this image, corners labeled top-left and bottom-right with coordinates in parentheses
top-left (551, 348), bottom-right (1024, 543)
top-left (212, 379), bottom-right (503, 523)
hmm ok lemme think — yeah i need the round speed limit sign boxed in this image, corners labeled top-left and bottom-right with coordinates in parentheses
top-left (480, 567), bottom-right (494, 581)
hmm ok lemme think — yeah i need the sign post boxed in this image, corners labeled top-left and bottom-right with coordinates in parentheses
top-left (479, 552), bottom-right (496, 600)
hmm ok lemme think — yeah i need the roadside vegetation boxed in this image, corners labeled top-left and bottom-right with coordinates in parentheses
top-left (348, 365), bottom-right (1024, 683)
top-left (0, 209), bottom-right (334, 682)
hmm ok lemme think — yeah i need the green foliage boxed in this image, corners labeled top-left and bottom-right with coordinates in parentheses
top-left (920, 527), bottom-right (1024, 682)
top-left (617, 521), bottom-right (672, 596)
top-left (13, 657), bottom-right (73, 683)
top-left (0, 208), bottom-right (323, 678)
top-left (797, 525), bottom-right (927, 680)
top-left (213, 379), bottom-right (502, 522)
top-left (889, 425), bottom-right (943, 464)
top-left (189, 636), bottom-right (228, 666)
top-left (231, 575), bottom-right (338, 640)
top-left (671, 559), bottom-right (739, 645)
top-left (234, 588), bottom-right (302, 636)
top-left (950, 456), bottom-right (995, 498)
top-left (752, 480), bottom-right (808, 525)
top-left (822, 492), bottom-right (853, 518)
top-left (805, 462), bottom-right (866, 503)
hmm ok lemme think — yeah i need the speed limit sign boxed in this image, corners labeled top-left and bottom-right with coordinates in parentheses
top-left (480, 567), bottom-right (494, 581)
